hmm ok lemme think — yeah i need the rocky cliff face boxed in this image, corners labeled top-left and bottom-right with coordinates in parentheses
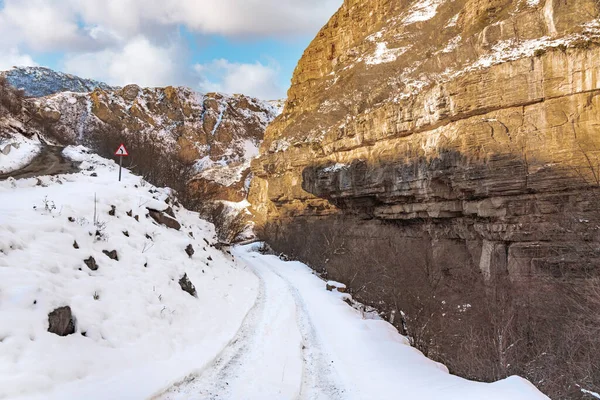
top-left (251, 1), bottom-right (600, 397)
top-left (29, 82), bottom-right (278, 201)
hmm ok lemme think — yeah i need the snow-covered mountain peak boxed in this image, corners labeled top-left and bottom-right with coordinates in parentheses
top-left (1, 66), bottom-right (114, 98)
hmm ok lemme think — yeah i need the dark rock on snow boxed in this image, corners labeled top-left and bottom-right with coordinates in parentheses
top-left (147, 208), bottom-right (181, 230)
top-left (48, 306), bottom-right (76, 336)
top-left (185, 244), bottom-right (194, 258)
top-left (84, 256), bottom-right (98, 271)
top-left (179, 273), bottom-right (197, 297)
top-left (102, 250), bottom-right (119, 261)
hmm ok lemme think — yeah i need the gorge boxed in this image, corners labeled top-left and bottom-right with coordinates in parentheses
top-left (249, 0), bottom-right (600, 398)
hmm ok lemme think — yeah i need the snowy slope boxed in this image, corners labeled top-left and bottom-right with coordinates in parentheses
top-left (0, 147), bottom-right (548, 400)
top-left (35, 86), bottom-right (277, 200)
top-left (0, 133), bottom-right (42, 174)
top-left (0, 147), bottom-right (258, 400)
top-left (2, 67), bottom-right (114, 98)
top-left (156, 245), bottom-right (549, 400)
top-left (1, 66), bottom-right (279, 201)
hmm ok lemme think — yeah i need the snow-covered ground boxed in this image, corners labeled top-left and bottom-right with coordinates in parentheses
top-left (0, 134), bottom-right (41, 174)
top-left (0, 147), bottom-right (258, 400)
top-left (1, 147), bottom-right (548, 400)
top-left (157, 246), bottom-right (549, 400)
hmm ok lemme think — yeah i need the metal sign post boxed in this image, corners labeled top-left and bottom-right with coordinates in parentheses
top-left (114, 143), bottom-right (129, 182)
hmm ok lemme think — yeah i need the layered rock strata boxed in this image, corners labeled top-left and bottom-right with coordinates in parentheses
top-left (250, 1), bottom-right (600, 397)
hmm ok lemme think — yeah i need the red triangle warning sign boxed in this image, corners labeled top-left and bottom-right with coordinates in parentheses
top-left (114, 143), bottom-right (129, 156)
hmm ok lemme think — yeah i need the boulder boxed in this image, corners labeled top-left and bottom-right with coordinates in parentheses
top-left (185, 244), bottom-right (195, 257)
top-left (39, 106), bottom-right (62, 122)
top-left (179, 273), bottom-right (197, 297)
top-left (120, 84), bottom-right (141, 101)
top-left (48, 306), bottom-right (76, 336)
top-left (147, 208), bottom-right (181, 230)
top-left (84, 256), bottom-right (98, 271)
top-left (102, 250), bottom-right (118, 261)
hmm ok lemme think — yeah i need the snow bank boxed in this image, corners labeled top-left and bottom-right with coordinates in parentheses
top-left (237, 244), bottom-right (549, 400)
top-left (0, 134), bottom-right (41, 174)
top-left (0, 147), bottom-right (258, 400)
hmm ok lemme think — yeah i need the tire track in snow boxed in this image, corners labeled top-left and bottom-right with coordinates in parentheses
top-left (152, 267), bottom-right (268, 400)
top-left (154, 248), bottom-right (346, 400)
top-left (155, 252), bottom-right (304, 399)
top-left (260, 255), bottom-right (346, 400)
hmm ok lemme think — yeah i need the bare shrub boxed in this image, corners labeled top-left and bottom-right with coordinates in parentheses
top-left (0, 76), bottom-right (25, 118)
top-left (85, 123), bottom-right (204, 209)
top-left (259, 214), bottom-right (600, 399)
top-left (201, 202), bottom-right (248, 245)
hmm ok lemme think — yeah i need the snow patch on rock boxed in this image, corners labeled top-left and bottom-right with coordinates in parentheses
top-left (403, 0), bottom-right (445, 25)
top-left (366, 42), bottom-right (409, 65)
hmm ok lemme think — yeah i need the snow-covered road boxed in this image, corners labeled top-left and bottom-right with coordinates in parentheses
top-left (155, 246), bottom-right (344, 400)
top-left (155, 245), bottom-right (549, 400)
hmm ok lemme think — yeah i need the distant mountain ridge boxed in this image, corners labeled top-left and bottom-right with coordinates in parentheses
top-left (0, 66), bottom-right (284, 202)
top-left (2, 66), bottom-right (115, 98)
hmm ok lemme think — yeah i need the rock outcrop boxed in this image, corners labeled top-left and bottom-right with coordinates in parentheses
top-left (147, 207), bottom-right (182, 231)
top-left (250, 1), bottom-right (600, 398)
top-left (38, 87), bottom-right (277, 201)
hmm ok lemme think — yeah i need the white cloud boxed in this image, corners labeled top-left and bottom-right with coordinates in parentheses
top-left (195, 59), bottom-right (284, 100)
top-left (162, 0), bottom-right (342, 36)
top-left (0, 0), bottom-right (88, 52)
top-left (0, 48), bottom-right (37, 70)
top-left (0, 0), bottom-right (342, 96)
top-left (67, 0), bottom-right (342, 38)
top-left (0, 0), bottom-right (342, 52)
top-left (63, 37), bottom-right (184, 88)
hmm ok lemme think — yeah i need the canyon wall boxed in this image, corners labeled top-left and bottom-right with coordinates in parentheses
top-left (250, 0), bottom-right (600, 397)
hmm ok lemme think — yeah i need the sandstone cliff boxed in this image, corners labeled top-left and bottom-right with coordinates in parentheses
top-left (250, 1), bottom-right (600, 397)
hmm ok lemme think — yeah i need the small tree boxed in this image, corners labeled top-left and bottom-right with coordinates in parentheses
top-left (202, 202), bottom-right (248, 244)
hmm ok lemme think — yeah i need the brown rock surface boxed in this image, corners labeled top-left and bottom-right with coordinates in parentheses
top-left (147, 208), bottom-right (182, 230)
top-left (250, 1), bottom-right (600, 397)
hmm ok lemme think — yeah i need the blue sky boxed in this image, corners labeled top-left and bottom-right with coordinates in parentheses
top-left (0, 0), bottom-right (342, 99)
